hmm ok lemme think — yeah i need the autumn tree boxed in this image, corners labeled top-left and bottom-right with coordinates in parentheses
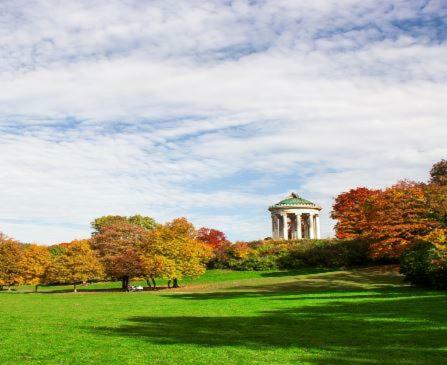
top-left (366, 181), bottom-right (440, 258)
top-left (91, 221), bottom-right (147, 289)
top-left (197, 227), bottom-right (231, 250)
top-left (140, 218), bottom-right (212, 288)
top-left (331, 182), bottom-right (442, 259)
top-left (19, 244), bottom-right (51, 292)
top-left (0, 234), bottom-right (24, 290)
top-left (140, 255), bottom-right (176, 288)
top-left (331, 187), bottom-right (380, 239)
top-left (45, 240), bottom-right (103, 292)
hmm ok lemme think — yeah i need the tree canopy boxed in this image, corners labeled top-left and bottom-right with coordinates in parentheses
top-left (332, 160), bottom-right (447, 259)
top-left (45, 240), bottom-right (103, 292)
top-left (91, 221), bottom-right (148, 288)
top-left (430, 159), bottom-right (447, 186)
top-left (0, 234), bottom-right (24, 290)
top-left (91, 214), bottom-right (157, 235)
top-left (19, 244), bottom-right (51, 291)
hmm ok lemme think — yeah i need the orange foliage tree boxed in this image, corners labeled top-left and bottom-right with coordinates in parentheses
top-left (332, 181), bottom-right (443, 259)
top-left (197, 228), bottom-right (231, 250)
top-left (19, 244), bottom-right (51, 292)
top-left (331, 187), bottom-right (380, 239)
top-left (46, 240), bottom-right (103, 292)
top-left (0, 233), bottom-right (24, 290)
top-left (367, 181), bottom-right (441, 258)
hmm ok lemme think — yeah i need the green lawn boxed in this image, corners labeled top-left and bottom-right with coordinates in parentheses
top-left (1, 267), bottom-right (446, 364)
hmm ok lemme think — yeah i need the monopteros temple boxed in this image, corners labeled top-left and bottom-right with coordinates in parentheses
top-left (269, 193), bottom-right (321, 240)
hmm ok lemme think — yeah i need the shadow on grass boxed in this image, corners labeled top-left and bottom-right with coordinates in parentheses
top-left (168, 267), bottom-right (407, 300)
top-left (259, 267), bottom-right (335, 277)
top-left (90, 288), bottom-right (447, 364)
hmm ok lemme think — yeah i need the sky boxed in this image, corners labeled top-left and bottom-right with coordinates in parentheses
top-left (1, 0), bottom-right (446, 244)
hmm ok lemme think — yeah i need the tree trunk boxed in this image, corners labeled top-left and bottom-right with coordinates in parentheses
top-left (122, 276), bottom-right (129, 290)
top-left (172, 278), bottom-right (179, 288)
top-left (146, 279), bottom-right (152, 288)
top-left (167, 279), bottom-right (171, 288)
top-left (35, 285), bottom-right (39, 293)
top-left (73, 283), bottom-right (77, 293)
top-left (0, 285), bottom-right (3, 291)
top-left (7, 285), bottom-right (11, 291)
top-left (151, 277), bottom-right (156, 289)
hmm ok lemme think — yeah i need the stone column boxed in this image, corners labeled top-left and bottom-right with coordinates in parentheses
top-left (282, 213), bottom-right (288, 240)
top-left (271, 215), bottom-right (276, 239)
top-left (274, 215), bottom-right (281, 239)
top-left (296, 213), bottom-right (302, 239)
top-left (315, 214), bottom-right (321, 239)
top-left (309, 214), bottom-right (315, 239)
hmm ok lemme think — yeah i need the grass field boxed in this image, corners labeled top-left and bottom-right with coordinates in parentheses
top-left (1, 266), bottom-right (446, 364)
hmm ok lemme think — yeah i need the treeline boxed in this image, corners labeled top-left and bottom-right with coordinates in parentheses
top-left (0, 216), bottom-right (212, 292)
top-left (2, 160), bottom-right (446, 291)
top-left (208, 238), bottom-right (371, 271)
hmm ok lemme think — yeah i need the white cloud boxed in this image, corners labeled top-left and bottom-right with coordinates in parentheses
top-left (0, 0), bottom-right (446, 243)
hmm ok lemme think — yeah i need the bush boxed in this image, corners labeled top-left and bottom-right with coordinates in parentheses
top-left (277, 239), bottom-right (371, 269)
top-left (228, 255), bottom-right (279, 271)
top-left (210, 238), bottom-right (372, 271)
top-left (400, 241), bottom-right (447, 289)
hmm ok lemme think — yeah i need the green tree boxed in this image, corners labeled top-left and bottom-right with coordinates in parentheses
top-left (430, 159), bottom-right (447, 186)
top-left (91, 214), bottom-right (157, 235)
top-left (128, 214), bottom-right (158, 230)
top-left (91, 215), bottom-right (128, 235)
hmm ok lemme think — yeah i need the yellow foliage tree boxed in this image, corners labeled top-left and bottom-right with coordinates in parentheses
top-left (0, 234), bottom-right (24, 290)
top-left (19, 244), bottom-right (52, 292)
top-left (141, 255), bottom-right (177, 288)
top-left (140, 218), bottom-right (212, 288)
top-left (46, 240), bottom-right (104, 292)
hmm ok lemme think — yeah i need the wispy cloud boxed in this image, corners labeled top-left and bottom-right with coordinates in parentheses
top-left (1, 0), bottom-right (446, 243)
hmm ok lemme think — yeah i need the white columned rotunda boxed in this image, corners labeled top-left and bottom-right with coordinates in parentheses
top-left (268, 193), bottom-right (322, 240)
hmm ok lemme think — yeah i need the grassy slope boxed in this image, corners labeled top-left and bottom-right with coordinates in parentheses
top-left (0, 267), bottom-right (446, 364)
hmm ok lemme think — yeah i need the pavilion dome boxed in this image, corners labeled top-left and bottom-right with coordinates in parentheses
top-left (270, 192), bottom-right (321, 209)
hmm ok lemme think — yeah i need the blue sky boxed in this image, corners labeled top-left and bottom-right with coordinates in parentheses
top-left (1, 0), bottom-right (446, 243)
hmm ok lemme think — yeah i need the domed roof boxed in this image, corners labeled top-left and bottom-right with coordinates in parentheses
top-left (269, 192), bottom-right (320, 210)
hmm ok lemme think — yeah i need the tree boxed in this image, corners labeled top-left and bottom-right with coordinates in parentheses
top-left (140, 255), bottom-right (176, 288)
top-left (0, 234), bottom-right (24, 290)
top-left (91, 221), bottom-right (147, 289)
top-left (91, 215), bottom-right (129, 235)
top-left (331, 182), bottom-right (442, 259)
top-left (45, 240), bottom-right (103, 292)
top-left (331, 187), bottom-right (380, 239)
top-left (19, 244), bottom-right (51, 292)
top-left (140, 218), bottom-right (212, 288)
top-left (430, 159), bottom-right (447, 186)
top-left (91, 214), bottom-right (157, 235)
top-left (426, 184), bottom-right (447, 227)
top-left (367, 181), bottom-right (440, 259)
top-left (128, 214), bottom-right (158, 231)
top-left (197, 227), bottom-right (231, 250)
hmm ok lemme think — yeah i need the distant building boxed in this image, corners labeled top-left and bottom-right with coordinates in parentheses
top-left (268, 193), bottom-right (321, 240)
